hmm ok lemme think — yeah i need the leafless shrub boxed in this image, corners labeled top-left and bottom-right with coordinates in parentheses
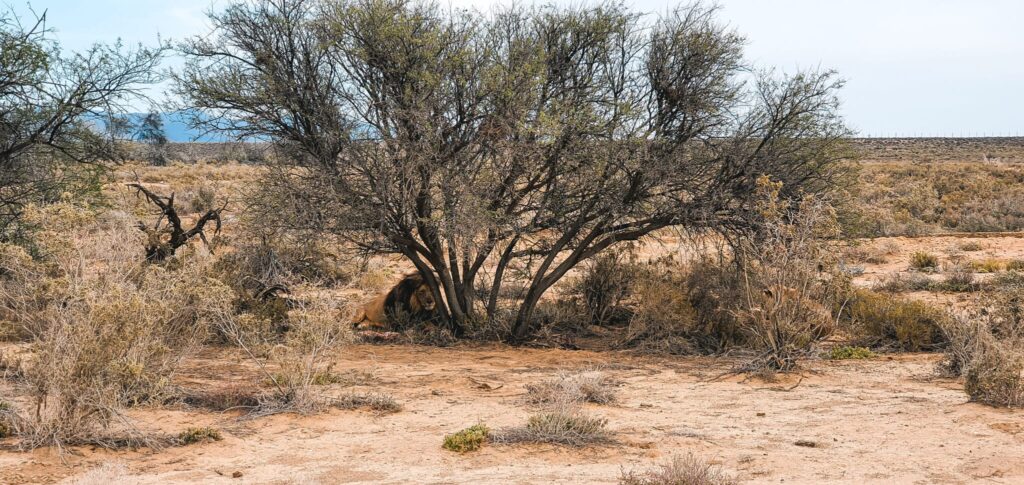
top-left (731, 179), bottom-right (843, 372)
top-left (7, 223), bottom-right (232, 450)
top-left (874, 272), bottom-right (933, 293)
top-left (569, 250), bottom-right (641, 326)
top-left (621, 260), bottom-right (699, 354)
top-left (940, 286), bottom-right (1024, 407)
top-left (217, 295), bottom-right (353, 415)
top-left (620, 454), bottom-right (738, 485)
top-left (525, 369), bottom-right (617, 406)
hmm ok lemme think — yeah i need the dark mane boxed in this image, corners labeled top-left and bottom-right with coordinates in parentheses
top-left (382, 273), bottom-right (430, 323)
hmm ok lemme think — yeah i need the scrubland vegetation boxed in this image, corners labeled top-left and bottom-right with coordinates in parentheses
top-left (2, 0), bottom-right (1024, 482)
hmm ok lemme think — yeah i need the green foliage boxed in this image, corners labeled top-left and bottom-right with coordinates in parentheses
top-left (178, 426), bottom-right (223, 445)
top-left (442, 424), bottom-right (490, 453)
top-left (828, 346), bottom-right (874, 360)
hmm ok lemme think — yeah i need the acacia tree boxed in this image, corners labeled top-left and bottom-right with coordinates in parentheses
top-left (176, 0), bottom-right (851, 339)
top-left (0, 9), bottom-right (164, 240)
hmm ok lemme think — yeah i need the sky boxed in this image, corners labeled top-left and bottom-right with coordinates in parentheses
top-left (10, 0), bottom-right (1024, 137)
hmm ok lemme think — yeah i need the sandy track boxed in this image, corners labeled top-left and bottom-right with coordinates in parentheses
top-left (2, 344), bottom-right (1023, 484)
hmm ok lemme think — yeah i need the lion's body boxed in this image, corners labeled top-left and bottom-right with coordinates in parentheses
top-left (354, 273), bottom-right (437, 329)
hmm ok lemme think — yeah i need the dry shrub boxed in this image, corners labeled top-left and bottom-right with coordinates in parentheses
top-left (569, 250), bottom-right (641, 326)
top-left (494, 401), bottom-right (610, 447)
top-left (970, 259), bottom-right (1004, 273)
top-left (937, 266), bottom-right (978, 293)
top-left (728, 179), bottom-right (844, 372)
top-left (958, 241), bottom-right (984, 252)
top-left (332, 392), bottom-right (401, 414)
top-left (621, 260), bottom-right (699, 354)
top-left (941, 285), bottom-right (1024, 407)
top-left (525, 369), bottom-right (617, 405)
top-left (1007, 260), bottom-right (1024, 272)
top-left (874, 272), bottom-right (932, 293)
top-left (217, 296), bottom-right (353, 415)
top-left (964, 344), bottom-right (1024, 407)
top-left (177, 426), bottom-right (223, 445)
top-left (7, 222), bottom-right (233, 450)
top-left (909, 251), bottom-right (940, 271)
top-left (845, 289), bottom-right (948, 351)
top-left (620, 454), bottom-right (738, 485)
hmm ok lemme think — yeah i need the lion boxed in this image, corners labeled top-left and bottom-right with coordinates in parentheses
top-left (354, 272), bottom-right (437, 330)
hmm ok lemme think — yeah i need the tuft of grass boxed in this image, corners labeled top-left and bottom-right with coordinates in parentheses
top-left (958, 241), bottom-right (983, 252)
top-left (494, 405), bottom-right (610, 446)
top-left (182, 385), bottom-right (262, 411)
top-left (177, 426), bottom-right (223, 445)
top-left (620, 454), bottom-right (738, 485)
top-left (332, 392), bottom-right (401, 414)
top-left (525, 370), bottom-right (617, 406)
top-left (1006, 260), bottom-right (1024, 272)
top-left (970, 259), bottom-right (1004, 273)
top-left (909, 251), bottom-right (940, 271)
top-left (828, 346), bottom-right (875, 360)
top-left (442, 424), bottom-right (490, 453)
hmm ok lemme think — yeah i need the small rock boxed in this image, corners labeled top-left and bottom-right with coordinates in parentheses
top-left (232, 471), bottom-right (243, 478)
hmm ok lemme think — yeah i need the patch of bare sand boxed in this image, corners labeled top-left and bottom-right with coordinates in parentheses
top-left (2, 344), bottom-right (1022, 484)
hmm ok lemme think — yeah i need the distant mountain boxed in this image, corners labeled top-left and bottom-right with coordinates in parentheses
top-left (90, 111), bottom-right (231, 142)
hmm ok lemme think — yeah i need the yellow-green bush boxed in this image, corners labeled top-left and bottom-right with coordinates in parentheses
top-left (910, 251), bottom-right (939, 270)
top-left (442, 424), bottom-right (490, 453)
top-left (845, 289), bottom-right (948, 351)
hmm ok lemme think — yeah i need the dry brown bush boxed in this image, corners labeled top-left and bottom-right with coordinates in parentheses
top-left (217, 295), bottom-right (354, 415)
top-left (845, 289), bottom-right (948, 351)
top-left (940, 285), bottom-right (1024, 407)
top-left (569, 250), bottom-right (641, 326)
top-left (620, 260), bottom-right (699, 354)
top-left (493, 401), bottom-right (611, 447)
top-left (525, 369), bottom-right (617, 406)
top-left (620, 454), bottom-right (738, 485)
top-left (10, 232), bottom-right (233, 449)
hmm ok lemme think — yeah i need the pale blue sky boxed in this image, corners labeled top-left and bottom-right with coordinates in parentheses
top-left (11, 0), bottom-right (1024, 136)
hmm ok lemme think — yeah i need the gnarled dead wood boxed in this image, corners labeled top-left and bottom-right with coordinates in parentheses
top-left (127, 183), bottom-right (225, 262)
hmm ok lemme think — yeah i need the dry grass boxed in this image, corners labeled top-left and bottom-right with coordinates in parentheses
top-left (910, 251), bottom-right (940, 271)
top-left (493, 403), bottom-right (611, 447)
top-left (845, 289), bottom-right (948, 351)
top-left (1, 213), bottom-right (235, 450)
top-left (525, 369), bottom-right (617, 406)
top-left (620, 454), bottom-right (738, 485)
top-left (331, 392), bottom-right (401, 414)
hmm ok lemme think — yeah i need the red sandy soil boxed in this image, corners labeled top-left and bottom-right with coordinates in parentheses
top-left (1, 343), bottom-right (1022, 484)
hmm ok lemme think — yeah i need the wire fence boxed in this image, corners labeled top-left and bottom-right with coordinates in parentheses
top-left (858, 131), bottom-right (1024, 138)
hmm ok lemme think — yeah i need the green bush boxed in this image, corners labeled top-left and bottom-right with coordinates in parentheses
top-left (442, 424), bottom-right (490, 453)
top-left (828, 346), bottom-right (874, 360)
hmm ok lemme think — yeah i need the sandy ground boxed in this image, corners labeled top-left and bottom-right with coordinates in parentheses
top-left (2, 344), bottom-right (1023, 485)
